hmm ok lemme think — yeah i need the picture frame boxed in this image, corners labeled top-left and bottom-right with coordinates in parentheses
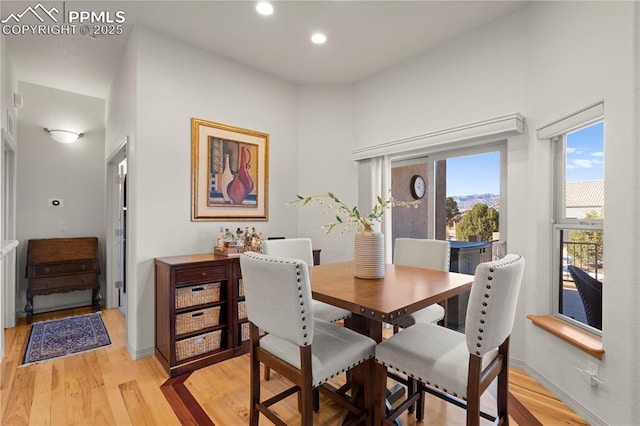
top-left (191, 118), bottom-right (269, 221)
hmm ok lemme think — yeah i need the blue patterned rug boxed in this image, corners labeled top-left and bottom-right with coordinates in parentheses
top-left (22, 312), bottom-right (111, 366)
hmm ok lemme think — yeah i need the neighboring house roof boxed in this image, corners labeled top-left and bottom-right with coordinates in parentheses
top-left (565, 180), bottom-right (603, 208)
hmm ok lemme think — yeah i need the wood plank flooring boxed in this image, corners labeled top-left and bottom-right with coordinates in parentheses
top-left (1, 307), bottom-right (587, 425)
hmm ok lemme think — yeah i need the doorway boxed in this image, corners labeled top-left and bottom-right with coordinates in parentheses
top-left (106, 138), bottom-right (128, 318)
top-left (116, 159), bottom-right (127, 316)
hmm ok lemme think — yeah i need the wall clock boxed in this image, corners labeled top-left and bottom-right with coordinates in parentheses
top-left (410, 175), bottom-right (425, 200)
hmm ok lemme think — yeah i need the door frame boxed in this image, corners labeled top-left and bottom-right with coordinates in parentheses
top-left (2, 128), bottom-right (17, 328)
top-left (106, 137), bottom-right (128, 310)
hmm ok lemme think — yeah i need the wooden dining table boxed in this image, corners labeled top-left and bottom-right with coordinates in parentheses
top-left (309, 261), bottom-right (474, 425)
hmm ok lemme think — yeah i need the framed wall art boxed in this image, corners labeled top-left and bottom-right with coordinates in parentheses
top-left (191, 118), bottom-right (269, 221)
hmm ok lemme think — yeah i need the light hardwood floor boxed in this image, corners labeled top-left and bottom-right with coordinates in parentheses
top-left (1, 308), bottom-right (587, 425)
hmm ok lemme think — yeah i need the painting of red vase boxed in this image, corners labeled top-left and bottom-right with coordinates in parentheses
top-left (192, 118), bottom-right (268, 221)
top-left (208, 139), bottom-right (258, 207)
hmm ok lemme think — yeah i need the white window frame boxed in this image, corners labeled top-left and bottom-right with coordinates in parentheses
top-left (540, 103), bottom-right (604, 334)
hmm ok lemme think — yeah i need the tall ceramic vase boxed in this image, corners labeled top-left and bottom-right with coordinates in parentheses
top-left (354, 224), bottom-right (385, 279)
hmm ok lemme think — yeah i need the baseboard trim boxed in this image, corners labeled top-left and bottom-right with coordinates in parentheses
top-left (511, 358), bottom-right (605, 426)
top-left (128, 344), bottom-right (155, 361)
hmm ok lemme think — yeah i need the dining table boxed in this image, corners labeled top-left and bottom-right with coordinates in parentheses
top-left (309, 261), bottom-right (474, 425)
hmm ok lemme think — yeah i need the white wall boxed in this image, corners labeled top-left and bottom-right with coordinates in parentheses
top-left (0, 33), bottom-right (5, 360)
top-left (15, 82), bottom-right (106, 315)
top-left (524, 3), bottom-right (638, 423)
top-left (105, 27), bottom-right (137, 356)
top-left (121, 27), bottom-right (299, 358)
top-left (351, 2), bottom-right (638, 424)
top-left (354, 9), bottom-right (527, 149)
top-left (297, 86), bottom-right (358, 263)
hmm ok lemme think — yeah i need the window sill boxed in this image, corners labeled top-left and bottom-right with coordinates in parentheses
top-left (527, 314), bottom-right (603, 360)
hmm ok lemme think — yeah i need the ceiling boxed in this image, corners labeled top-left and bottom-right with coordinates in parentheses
top-left (2, 1), bottom-right (529, 99)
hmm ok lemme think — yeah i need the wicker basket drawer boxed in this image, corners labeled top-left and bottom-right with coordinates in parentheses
top-left (238, 301), bottom-right (247, 320)
top-left (238, 279), bottom-right (244, 298)
top-left (175, 330), bottom-right (222, 361)
top-left (175, 282), bottom-right (221, 309)
top-left (240, 322), bottom-right (249, 342)
top-left (176, 306), bottom-right (221, 335)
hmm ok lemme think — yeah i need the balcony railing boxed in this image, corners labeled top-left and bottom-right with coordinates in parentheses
top-left (562, 240), bottom-right (604, 281)
top-left (560, 239), bottom-right (603, 330)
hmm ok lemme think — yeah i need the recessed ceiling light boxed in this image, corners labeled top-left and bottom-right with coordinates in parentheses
top-left (256, 2), bottom-right (273, 16)
top-left (311, 32), bottom-right (327, 45)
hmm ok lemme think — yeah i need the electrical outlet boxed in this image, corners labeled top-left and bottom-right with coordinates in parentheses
top-left (585, 360), bottom-right (599, 376)
top-left (49, 198), bottom-right (64, 207)
top-left (57, 221), bottom-right (66, 231)
top-left (576, 360), bottom-right (602, 387)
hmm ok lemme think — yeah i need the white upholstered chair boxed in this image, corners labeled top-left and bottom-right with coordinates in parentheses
top-left (392, 238), bottom-right (450, 328)
top-left (261, 238), bottom-right (352, 324)
top-left (240, 252), bottom-right (376, 426)
top-left (375, 254), bottom-right (525, 425)
top-left (258, 238), bottom-right (353, 405)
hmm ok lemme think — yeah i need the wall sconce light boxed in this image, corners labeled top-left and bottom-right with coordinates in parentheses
top-left (44, 128), bottom-right (83, 144)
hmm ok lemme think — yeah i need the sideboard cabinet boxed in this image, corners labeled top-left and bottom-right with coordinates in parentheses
top-left (155, 249), bottom-right (321, 377)
top-left (155, 253), bottom-right (246, 377)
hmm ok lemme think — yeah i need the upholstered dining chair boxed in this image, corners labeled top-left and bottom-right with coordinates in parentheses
top-left (568, 265), bottom-right (603, 330)
top-left (261, 238), bottom-right (352, 387)
top-left (261, 238), bottom-right (352, 324)
top-left (240, 252), bottom-right (376, 426)
top-left (388, 238), bottom-right (451, 415)
top-left (375, 254), bottom-right (525, 425)
top-left (392, 238), bottom-right (450, 328)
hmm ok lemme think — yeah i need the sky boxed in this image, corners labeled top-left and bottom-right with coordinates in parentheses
top-left (446, 152), bottom-right (500, 196)
top-left (445, 121), bottom-right (604, 197)
top-left (565, 121), bottom-right (604, 183)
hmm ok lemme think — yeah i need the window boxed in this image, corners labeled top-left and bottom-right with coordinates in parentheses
top-left (552, 120), bottom-right (604, 333)
top-left (390, 145), bottom-right (506, 258)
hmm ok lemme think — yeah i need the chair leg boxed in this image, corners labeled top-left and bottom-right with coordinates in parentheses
top-left (466, 356), bottom-right (482, 426)
top-left (416, 385), bottom-right (425, 421)
top-left (264, 365), bottom-right (271, 381)
top-left (497, 340), bottom-right (510, 423)
top-left (407, 377), bottom-right (415, 413)
top-left (250, 349), bottom-right (261, 426)
top-left (300, 389), bottom-right (314, 424)
top-left (313, 389), bottom-right (320, 412)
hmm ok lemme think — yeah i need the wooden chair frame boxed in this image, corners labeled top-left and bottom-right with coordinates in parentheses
top-left (249, 322), bottom-right (373, 426)
top-left (377, 337), bottom-right (511, 426)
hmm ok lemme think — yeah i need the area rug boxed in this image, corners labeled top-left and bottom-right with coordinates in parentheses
top-left (22, 312), bottom-right (111, 366)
